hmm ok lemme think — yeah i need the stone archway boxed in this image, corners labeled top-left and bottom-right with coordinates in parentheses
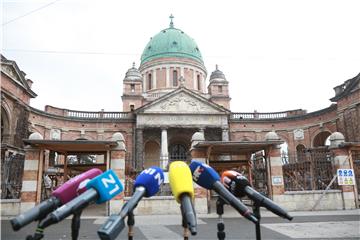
top-left (296, 144), bottom-right (307, 162)
top-left (1, 106), bottom-right (10, 143)
top-left (313, 131), bottom-right (331, 147)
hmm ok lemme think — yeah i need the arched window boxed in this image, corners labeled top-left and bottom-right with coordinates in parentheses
top-left (148, 73), bottom-right (152, 90)
top-left (280, 142), bottom-right (289, 164)
top-left (313, 131), bottom-right (331, 147)
top-left (197, 75), bottom-right (201, 90)
top-left (296, 144), bottom-right (306, 162)
top-left (144, 141), bottom-right (160, 169)
top-left (173, 70), bottom-right (178, 87)
top-left (1, 107), bottom-right (10, 143)
top-left (169, 144), bottom-right (187, 161)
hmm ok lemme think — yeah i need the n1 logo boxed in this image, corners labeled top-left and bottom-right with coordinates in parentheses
top-left (143, 167), bottom-right (164, 186)
top-left (101, 173), bottom-right (120, 195)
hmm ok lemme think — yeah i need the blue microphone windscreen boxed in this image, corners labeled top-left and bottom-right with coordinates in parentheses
top-left (86, 169), bottom-right (124, 204)
top-left (189, 160), bottom-right (220, 189)
top-left (134, 166), bottom-right (164, 197)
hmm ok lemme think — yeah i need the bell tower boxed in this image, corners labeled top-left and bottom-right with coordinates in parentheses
top-left (122, 63), bottom-right (143, 111)
top-left (208, 65), bottom-right (231, 109)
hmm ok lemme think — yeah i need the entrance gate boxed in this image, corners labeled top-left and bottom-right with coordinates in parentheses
top-left (251, 151), bottom-right (269, 197)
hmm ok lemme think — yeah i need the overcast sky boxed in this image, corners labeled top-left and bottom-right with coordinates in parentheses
top-left (2, 0), bottom-right (360, 113)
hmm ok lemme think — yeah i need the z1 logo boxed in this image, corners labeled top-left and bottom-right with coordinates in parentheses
top-left (101, 173), bottom-right (120, 195)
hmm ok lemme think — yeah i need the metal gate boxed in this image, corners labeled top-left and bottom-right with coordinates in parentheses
top-left (1, 153), bottom-right (25, 199)
top-left (251, 151), bottom-right (269, 197)
top-left (352, 151), bottom-right (360, 199)
top-left (283, 147), bottom-right (338, 191)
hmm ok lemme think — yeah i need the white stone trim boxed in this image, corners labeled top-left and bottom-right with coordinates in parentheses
top-left (20, 202), bottom-right (36, 213)
top-left (166, 67), bottom-right (170, 87)
top-left (24, 159), bottom-right (39, 170)
top-left (21, 180), bottom-right (37, 192)
top-left (109, 200), bottom-right (124, 215)
top-left (110, 159), bottom-right (125, 170)
top-left (270, 156), bottom-right (283, 166)
top-left (152, 69), bottom-right (157, 88)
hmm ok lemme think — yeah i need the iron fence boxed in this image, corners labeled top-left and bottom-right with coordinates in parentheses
top-left (283, 149), bottom-right (339, 191)
top-left (1, 153), bottom-right (25, 199)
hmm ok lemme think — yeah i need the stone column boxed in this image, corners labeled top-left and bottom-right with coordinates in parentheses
top-left (109, 132), bottom-right (126, 215)
top-left (20, 133), bottom-right (45, 213)
top-left (21, 147), bottom-right (42, 213)
top-left (135, 128), bottom-right (144, 171)
top-left (190, 131), bottom-right (208, 214)
top-left (193, 69), bottom-right (197, 89)
top-left (329, 132), bottom-right (357, 209)
top-left (221, 127), bottom-right (230, 160)
top-left (160, 128), bottom-right (169, 169)
top-left (222, 127), bottom-right (229, 141)
top-left (152, 69), bottom-right (157, 89)
top-left (166, 67), bottom-right (170, 88)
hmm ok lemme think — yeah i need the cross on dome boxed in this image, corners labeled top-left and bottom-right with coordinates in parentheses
top-left (169, 14), bottom-right (174, 28)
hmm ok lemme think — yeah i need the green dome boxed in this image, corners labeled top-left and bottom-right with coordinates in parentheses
top-left (141, 27), bottom-right (203, 65)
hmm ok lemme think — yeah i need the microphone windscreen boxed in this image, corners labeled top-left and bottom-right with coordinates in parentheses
top-left (221, 170), bottom-right (249, 198)
top-left (134, 166), bottom-right (164, 197)
top-left (169, 161), bottom-right (194, 203)
top-left (86, 169), bottom-right (124, 204)
top-left (52, 168), bottom-right (103, 204)
top-left (221, 170), bottom-right (241, 188)
top-left (189, 160), bottom-right (220, 189)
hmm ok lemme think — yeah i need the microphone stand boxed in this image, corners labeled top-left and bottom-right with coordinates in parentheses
top-left (252, 202), bottom-right (261, 240)
top-left (127, 211), bottom-right (135, 240)
top-left (26, 221), bottom-right (45, 240)
top-left (216, 197), bottom-right (226, 240)
top-left (181, 216), bottom-right (190, 240)
top-left (71, 210), bottom-right (83, 240)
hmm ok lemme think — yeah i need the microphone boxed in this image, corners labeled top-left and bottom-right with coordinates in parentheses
top-left (221, 170), bottom-right (293, 221)
top-left (169, 161), bottom-right (197, 235)
top-left (97, 166), bottom-right (164, 240)
top-left (39, 169), bottom-right (123, 229)
top-left (189, 160), bottom-right (258, 224)
top-left (11, 168), bottom-right (102, 231)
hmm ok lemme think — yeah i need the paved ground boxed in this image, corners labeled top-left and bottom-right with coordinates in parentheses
top-left (2, 209), bottom-right (359, 240)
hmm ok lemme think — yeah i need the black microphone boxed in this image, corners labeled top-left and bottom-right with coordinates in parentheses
top-left (189, 161), bottom-right (258, 224)
top-left (221, 170), bottom-right (293, 221)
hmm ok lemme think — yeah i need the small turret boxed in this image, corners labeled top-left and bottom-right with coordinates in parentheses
top-left (122, 63), bottom-right (144, 111)
top-left (208, 65), bottom-right (231, 109)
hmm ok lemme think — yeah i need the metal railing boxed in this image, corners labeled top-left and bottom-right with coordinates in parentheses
top-left (231, 111), bottom-right (289, 120)
top-left (65, 110), bottom-right (133, 119)
top-left (282, 150), bottom-right (338, 191)
top-left (1, 154), bottom-right (25, 199)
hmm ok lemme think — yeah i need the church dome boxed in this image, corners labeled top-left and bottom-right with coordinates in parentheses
top-left (140, 19), bottom-right (203, 65)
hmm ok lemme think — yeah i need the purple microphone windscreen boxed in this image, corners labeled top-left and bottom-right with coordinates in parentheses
top-left (189, 160), bottom-right (220, 189)
top-left (52, 168), bottom-right (103, 204)
top-left (134, 166), bottom-right (164, 197)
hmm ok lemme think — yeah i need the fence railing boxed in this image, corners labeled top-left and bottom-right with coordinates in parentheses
top-left (65, 110), bottom-right (133, 119)
top-left (1, 153), bottom-right (25, 199)
top-left (282, 151), bottom-right (338, 191)
top-left (231, 109), bottom-right (306, 120)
